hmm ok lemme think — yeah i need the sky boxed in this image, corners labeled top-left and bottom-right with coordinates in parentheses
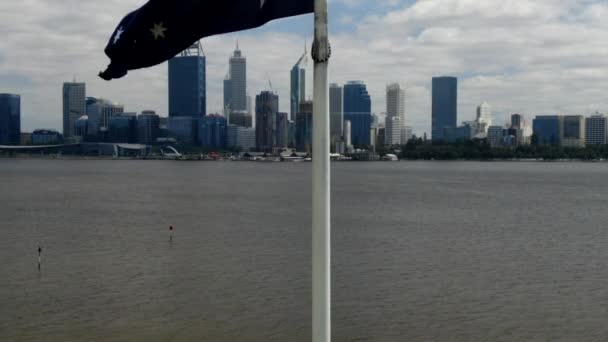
top-left (0, 0), bottom-right (606, 135)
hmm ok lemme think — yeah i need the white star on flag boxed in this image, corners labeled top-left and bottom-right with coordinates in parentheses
top-left (150, 22), bottom-right (167, 40)
top-left (113, 27), bottom-right (124, 44)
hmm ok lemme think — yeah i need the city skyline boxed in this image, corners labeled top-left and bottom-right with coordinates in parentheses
top-left (0, 1), bottom-right (606, 135)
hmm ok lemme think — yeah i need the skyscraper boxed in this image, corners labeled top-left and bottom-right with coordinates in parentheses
top-left (199, 114), bottom-right (227, 148)
top-left (63, 82), bottom-right (86, 138)
top-left (169, 42), bottom-right (206, 117)
top-left (432, 76), bottom-right (457, 141)
top-left (585, 114), bottom-right (607, 145)
top-left (0, 94), bottom-right (21, 145)
top-left (290, 47), bottom-right (307, 121)
top-left (533, 115), bottom-right (563, 145)
top-left (296, 101), bottom-right (314, 153)
top-left (511, 114), bottom-right (523, 129)
top-left (137, 111), bottom-right (161, 144)
top-left (224, 43), bottom-right (247, 113)
top-left (255, 91), bottom-right (279, 153)
top-left (386, 83), bottom-right (406, 145)
top-left (276, 112), bottom-right (290, 148)
top-left (476, 102), bottom-right (492, 133)
top-left (329, 83), bottom-right (343, 144)
top-left (343, 81), bottom-right (372, 146)
top-left (562, 115), bottom-right (585, 147)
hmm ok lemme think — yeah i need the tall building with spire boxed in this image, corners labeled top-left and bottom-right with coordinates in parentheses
top-left (63, 81), bottom-right (86, 138)
top-left (168, 42), bottom-right (206, 117)
top-left (224, 42), bottom-right (247, 114)
top-left (290, 44), bottom-right (307, 121)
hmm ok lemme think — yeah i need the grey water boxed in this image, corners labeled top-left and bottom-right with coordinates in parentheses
top-left (1, 160), bottom-right (608, 341)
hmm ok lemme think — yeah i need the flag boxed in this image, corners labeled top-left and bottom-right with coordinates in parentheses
top-left (99, 0), bottom-right (314, 80)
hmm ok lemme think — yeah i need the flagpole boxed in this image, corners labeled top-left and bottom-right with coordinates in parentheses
top-left (312, 0), bottom-right (331, 341)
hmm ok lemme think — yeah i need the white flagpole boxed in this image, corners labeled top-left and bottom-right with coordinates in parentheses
top-left (312, 0), bottom-right (330, 341)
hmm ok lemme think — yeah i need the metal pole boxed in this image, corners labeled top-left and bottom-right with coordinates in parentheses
top-left (312, 0), bottom-right (330, 341)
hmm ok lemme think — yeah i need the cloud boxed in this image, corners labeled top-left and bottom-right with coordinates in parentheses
top-left (0, 0), bottom-right (606, 135)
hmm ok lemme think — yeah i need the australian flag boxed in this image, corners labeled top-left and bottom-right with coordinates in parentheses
top-left (100, 0), bottom-right (314, 80)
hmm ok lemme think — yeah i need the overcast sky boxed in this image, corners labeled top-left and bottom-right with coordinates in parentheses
top-left (0, 0), bottom-right (606, 135)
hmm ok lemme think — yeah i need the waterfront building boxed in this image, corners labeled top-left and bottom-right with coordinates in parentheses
top-left (296, 101), bottom-right (313, 153)
top-left (227, 125), bottom-right (256, 152)
top-left (169, 42), bottom-right (206, 117)
top-left (585, 114), bottom-right (607, 145)
top-left (229, 110), bottom-right (252, 128)
top-left (74, 115), bottom-right (89, 138)
top-left (344, 120), bottom-right (352, 147)
top-left (487, 126), bottom-right (505, 147)
top-left (276, 112), bottom-right (290, 148)
top-left (224, 44), bottom-right (247, 113)
top-left (20, 132), bottom-right (32, 145)
top-left (402, 126), bottom-right (413, 143)
top-left (329, 83), bottom-right (343, 145)
top-left (108, 113), bottom-right (138, 143)
top-left (63, 82), bottom-right (86, 138)
top-left (0, 93), bottom-right (21, 145)
top-left (561, 115), bottom-right (585, 147)
top-left (137, 111), bottom-right (160, 144)
top-left (32, 129), bottom-right (63, 145)
top-left (511, 114), bottom-right (523, 129)
top-left (444, 123), bottom-right (476, 143)
top-left (533, 115), bottom-right (563, 146)
top-left (199, 114), bottom-right (227, 148)
top-left (168, 116), bottom-right (197, 144)
top-left (377, 127), bottom-right (386, 147)
top-left (255, 91), bottom-right (279, 153)
top-left (476, 102), bottom-right (492, 133)
top-left (344, 81), bottom-right (372, 146)
top-left (432, 76), bottom-right (457, 141)
top-left (86, 97), bottom-right (124, 140)
top-left (290, 48), bottom-right (307, 121)
top-left (386, 83), bottom-right (406, 144)
top-left (385, 116), bottom-right (402, 146)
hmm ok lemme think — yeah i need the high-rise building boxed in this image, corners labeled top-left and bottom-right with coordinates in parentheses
top-left (108, 113), bottom-right (138, 143)
top-left (169, 42), bottom-right (206, 117)
top-left (343, 81), bottom-right (372, 146)
top-left (199, 114), bottom-right (227, 148)
top-left (137, 111), bottom-right (160, 144)
top-left (562, 115), bottom-right (585, 147)
top-left (168, 116), bottom-right (197, 144)
top-left (476, 102), bottom-right (492, 133)
top-left (585, 114), bottom-right (607, 145)
top-left (344, 120), bottom-right (352, 147)
top-left (533, 115), bottom-right (563, 146)
top-left (487, 126), bottom-right (505, 147)
top-left (511, 114), bottom-right (523, 129)
top-left (224, 44), bottom-right (247, 113)
top-left (276, 112), bottom-right (290, 148)
top-left (432, 76), bottom-right (457, 141)
top-left (229, 111), bottom-right (253, 128)
top-left (86, 97), bottom-right (124, 138)
top-left (290, 48), bottom-right (307, 121)
top-left (63, 82), bottom-right (86, 138)
top-left (386, 83), bottom-right (406, 145)
top-left (296, 101), bottom-right (313, 153)
top-left (0, 94), bottom-right (21, 145)
top-left (227, 125), bottom-right (256, 151)
top-left (329, 83), bottom-right (343, 144)
top-left (385, 116), bottom-right (401, 146)
top-left (255, 91), bottom-right (279, 152)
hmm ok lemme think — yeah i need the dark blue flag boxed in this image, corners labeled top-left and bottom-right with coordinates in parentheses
top-left (99, 0), bottom-right (314, 80)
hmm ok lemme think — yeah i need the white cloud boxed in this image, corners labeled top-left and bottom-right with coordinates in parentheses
top-left (0, 0), bottom-right (606, 135)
